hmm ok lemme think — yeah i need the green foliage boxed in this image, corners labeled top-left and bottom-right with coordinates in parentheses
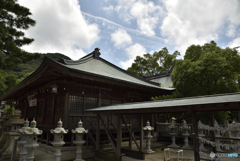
top-left (0, 71), bottom-right (17, 96)
top-left (198, 112), bottom-right (230, 125)
top-left (0, 53), bottom-right (71, 97)
top-left (127, 47), bottom-right (180, 77)
top-left (154, 41), bottom-right (240, 124)
top-left (151, 92), bottom-right (179, 101)
top-left (9, 53), bottom-right (71, 77)
top-left (0, 0), bottom-right (41, 70)
top-left (171, 41), bottom-right (240, 97)
top-left (2, 104), bottom-right (15, 115)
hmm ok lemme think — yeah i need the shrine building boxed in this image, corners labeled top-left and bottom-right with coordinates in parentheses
top-left (0, 48), bottom-right (174, 144)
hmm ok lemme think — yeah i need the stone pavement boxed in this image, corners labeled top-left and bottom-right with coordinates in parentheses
top-left (33, 141), bottom-right (240, 161)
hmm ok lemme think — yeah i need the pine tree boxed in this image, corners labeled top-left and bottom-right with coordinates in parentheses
top-left (0, 0), bottom-right (41, 70)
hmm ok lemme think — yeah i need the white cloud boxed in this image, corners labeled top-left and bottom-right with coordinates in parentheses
top-left (228, 37), bottom-right (240, 50)
top-left (111, 29), bottom-right (132, 48)
top-left (103, 5), bottom-right (114, 15)
top-left (18, 0), bottom-right (99, 60)
top-left (160, 0), bottom-right (240, 55)
top-left (120, 43), bottom-right (146, 69)
top-left (115, 0), bottom-right (163, 36)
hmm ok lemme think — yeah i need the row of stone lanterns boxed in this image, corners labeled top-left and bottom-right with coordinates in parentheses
top-left (17, 118), bottom-right (88, 161)
top-left (230, 120), bottom-right (240, 154)
top-left (168, 117), bottom-right (192, 149)
top-left (168, 118), bottom-right (240, 153)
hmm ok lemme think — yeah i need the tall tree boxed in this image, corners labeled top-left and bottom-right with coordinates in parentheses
top-left (127, 47), bottom-right (180, 77)
top-left (171, 41), bottom-right (240, 97)
top-left (0, 0), bottom-right (41, 70)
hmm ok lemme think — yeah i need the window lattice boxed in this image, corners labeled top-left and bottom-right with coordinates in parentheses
top-left (101, 99), bottom-right (111, 107)
top-left (85, 97), bottom-right (97, 110)
top-left (112, 100), bottom-right (122, 105)
top-left (69, 95), bottom-right (83, 114)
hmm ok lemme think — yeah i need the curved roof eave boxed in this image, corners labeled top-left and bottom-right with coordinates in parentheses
top-left (0, 57), bottom-right (54, 101)
top-left (0, 55), bottom-right (175, 101)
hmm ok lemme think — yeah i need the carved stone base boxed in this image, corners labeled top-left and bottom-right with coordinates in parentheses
top-left (182, 145), bottom-right (192, 150)
top-left (144, 149), bottom-right (155, 154)
top-left (168, 144), bottom-right (180, 148)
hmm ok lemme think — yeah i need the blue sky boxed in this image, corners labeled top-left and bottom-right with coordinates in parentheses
top-left (19, 0), bottom-right (240, 69)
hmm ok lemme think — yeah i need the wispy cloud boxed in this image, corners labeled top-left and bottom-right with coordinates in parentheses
top-left (81, 11), bottom-right (165, 42)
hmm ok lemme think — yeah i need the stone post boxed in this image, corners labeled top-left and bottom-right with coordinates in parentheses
top-left (168, 117), bottom-right (179, 148)
top-left (50, 119), bottom-right (68, 161)
top-left (214, 120), bottom-right (223, 152)
top-left (198, 120), bottom-right (207, 151)
top-left (230, 120), bottom-right (240, 154)
top-left (72, 120), bottom-right (88, 161)
top-left (143, 121), bottom-right (154, 154)
top-left (23, 119), bottom-right (42, 161)
top-left (18, 118), bottom-right (31, 161)
top-left (1, 109), bottom-right (24, 160)
top-left (181, 120), bottom-right (192, 149)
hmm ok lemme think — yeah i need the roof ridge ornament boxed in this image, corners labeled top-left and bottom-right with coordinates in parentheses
top-left (92, 48), bottom-right (101, 59)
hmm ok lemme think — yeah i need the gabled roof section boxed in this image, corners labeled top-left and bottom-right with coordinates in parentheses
top-left (59, 48), bottom-right (174, 90)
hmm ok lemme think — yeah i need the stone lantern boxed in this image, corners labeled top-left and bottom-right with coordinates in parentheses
top-left (1, 109), bottom-right (24, 160)
top-left (143, 121), bottom-right (155, 154)
top-left (0, 112), bottom-right (9, 151)
top-left (50, 119), bottom-right (68, 161)
top-left (72, 120), bottom-right (88, 161)
top-left (23, 118), bottom-right (43, 161)
top-left (214, 120), bottom-right (223, 152)
top-left (168, 117), bottom-right (179, 148)
top-left (230, 120), bottom-right (240, 154)
top-left (181, 120), bottom-right (192, 149)
top-left (0, 109), bottom-right (11, 151)
top-left (198, 120), bottom-right (207, 151)
top-left (18, 118), bottom-right (31, 161)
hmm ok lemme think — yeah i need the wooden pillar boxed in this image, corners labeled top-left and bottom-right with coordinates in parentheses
top-left (210, 111), bottom-right (216, 152)
top-left (98, 89), bottom-right (101, 107)
top-left (117, 113), bottom-right (122, 157)
top-left (140, 114), bottom-right (143, 152)
top-left (51, 96), bottom-right (56, 125)
top-left (96, 114), bottom-right (100, 151)
top-left (64, 93), bottom-right (69, 128)
top-left (129, 119), bottom-right (132, 149)
top-left (191, 110), bottom-right (200, 161)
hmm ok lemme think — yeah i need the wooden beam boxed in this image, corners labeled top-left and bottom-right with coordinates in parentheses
top-left (99, 114), bottom-right (118, 155)
top-left (121, 115), bottom-right (140, 151)
top-left (96, 114), bottom-right (100, 151)
top-left (117, 113), bottom-right (122, 158)
top-left (140, 114), bottom-right (143, 152)
top-left (210, 111), bottom-right (216, 153)
top-left (64, 93), bottom-right (69, 128)
top-left (191, 110), bottom-right (200, 161)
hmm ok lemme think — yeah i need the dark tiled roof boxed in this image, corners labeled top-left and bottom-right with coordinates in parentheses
top-left (86, 92), bottom-right (240, 112)
top-left (59, 51), bottom-right (174, 90)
